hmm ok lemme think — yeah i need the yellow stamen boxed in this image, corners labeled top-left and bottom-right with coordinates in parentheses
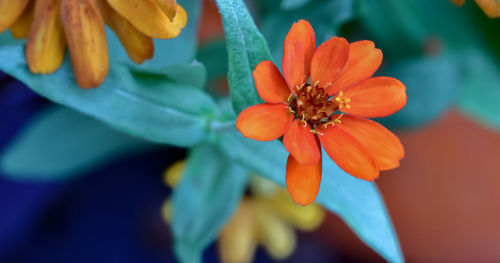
top-left (334, 91), bottom-right (351, 109)
top-left (287, 93), bottom-right (293, 102)
top-left (313, 80), bottom-right (320, 87)
top-left (310, 129), bottom-right (324, 136)
top-left (334, 113), bottom-right (344, 124)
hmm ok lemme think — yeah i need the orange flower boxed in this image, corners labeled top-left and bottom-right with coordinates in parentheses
top-left (236, 20), bottom-right (407, 206)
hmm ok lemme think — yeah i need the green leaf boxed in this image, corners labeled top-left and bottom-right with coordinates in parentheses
top-left (215, 0), bottom-right (272, 114)
top-left (0, 40), bottom-right (217, 147)
top-left (172, 143), bottom-right (248, 263)
top-left (318, 149), bottom-right (403, 263)
top-left (377, 55), bottom-right (459, 128)
top-left (456, 49), bottom-right (500, 128)
top-left (218, 132), bottom-right (286, 185)
top-left (1, 106), bottom-right (155, 180)
top-left (217, 131), bottom-right (403, 263)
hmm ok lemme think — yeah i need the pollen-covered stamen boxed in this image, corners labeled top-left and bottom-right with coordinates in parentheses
top-left (334, 91), bottom-right (351, 109)
top-left (321, 113), bottom-right (344, 129)
top-left (288, 83), bottom-right (340, 129)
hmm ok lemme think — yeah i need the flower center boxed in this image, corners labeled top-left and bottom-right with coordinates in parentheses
top-left (288, 83), bottom-right (343, 129)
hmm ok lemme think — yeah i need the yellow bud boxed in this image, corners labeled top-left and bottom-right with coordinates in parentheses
top-left (94, 0), bottom-right (154, 64)
top-left (25, 0), bottom-right (66, 74)
top-left (107, 0), bottom-right (187, 39)
top-left (61, 0), bottom-right (109, 89)
top-left (0, 0), bottom-right (30, 33)
top-left (10, 1), bottom-right (34, 39)
top-left (153, 0), bottom-right (178, 21)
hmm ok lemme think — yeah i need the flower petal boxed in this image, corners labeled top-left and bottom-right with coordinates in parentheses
top-left (326, 40), bottom-right (383, 95)
top-left (284, 19), bottom-right (315, 79)
top-left (286, 154), bottom-right (322, 206)
top-left (341, 76), bottom-right (407, 118)
top-left (163, 159), bottom-right (185, 188)
top-left (259, 190), bottom-right (324, 231)
top-left (283, 119), bottom-right (321, 165)
top-left (0, 0), bottom-right (29, 33)
top-left (26, 0), bottom-right (66, 74)
top-left (282, 40), bottom-right (305, 92)
top-left (219, 200), bottom-right (257, 263)
top-left (339, 115), bottom-right (404, 170)
top-left (153, 0), bottom-right (177, 21)
top-left (475, 0), bottom-right (500, 18)
top-left (236, 103), bottom-right (293, 141)
top-left (255, 207), bottom-right (296, 260)
top-left (107, 0), bottom-right (185, 39)
top-left (317, 124), bottom-right (379, 181)
top-left (9, 0), bottom-right (34, 39)
top-left (253, 60), bottom-right (290, 103)
top-left (61, 0), bottom-right (109, 88)
top-left (172, 4), bottom-right (187, 29)
top-left (95, 0), bottom-right (154, 64)
top-left (310, 36), bottom-right (349, 89)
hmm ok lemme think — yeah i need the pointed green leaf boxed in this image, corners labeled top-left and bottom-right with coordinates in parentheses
top-left (1, 106), bottom-right (155, 180)
top-left (215, 0), bottom-right (272, 114)
top-left (172, 143), bottom-right (248, 263)
top-left (0, 39), bottom-right (216, 147)
top-left (218, 131), bottom-right (403, 263)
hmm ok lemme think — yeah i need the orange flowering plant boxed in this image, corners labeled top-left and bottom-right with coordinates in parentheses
top-left (0, 0), bottom-right (187, 88)
top-left (236, 20), bottom-right (407, 205)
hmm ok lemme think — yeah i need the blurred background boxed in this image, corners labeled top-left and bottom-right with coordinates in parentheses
top-left (2, 0), bottom-right (500, 262)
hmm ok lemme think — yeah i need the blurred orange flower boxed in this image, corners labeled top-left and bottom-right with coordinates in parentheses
top-left (236, 20), bottom-right (406, 206)
top-left (0, 0), bottom-right (187, 88)
top-left (451, 0), bottom-right (500, 18)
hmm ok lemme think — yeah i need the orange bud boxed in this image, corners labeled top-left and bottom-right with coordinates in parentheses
top-left (61, 0), bottom-right (109, 89)
top-left (10, 0), bottom-right (34, 39)
top-left (153, 0), bottom-right (178, 21)
top-left (107, 0), bottom-right (187, 39)
top-left (25, 0), bottom-right (66, 74)
top-left (0, 0), bottom-right (30, 33)
top-left (95, 0), bottom-right (154, 64)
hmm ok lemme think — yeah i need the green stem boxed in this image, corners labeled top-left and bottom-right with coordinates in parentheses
top-left (209, 120), bottom-right (237, 134)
